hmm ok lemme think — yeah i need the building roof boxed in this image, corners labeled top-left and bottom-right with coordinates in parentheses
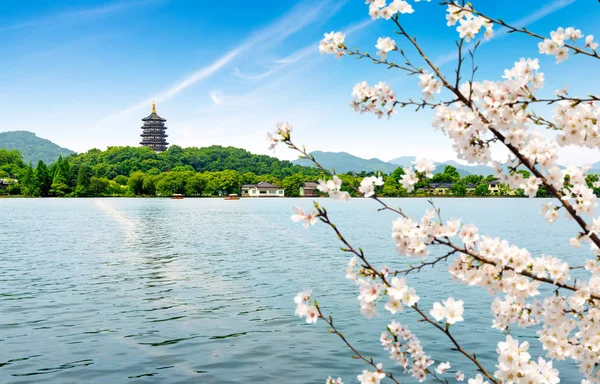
top-left (242, 181), bottom-right (282, 189)
top-left (301, 181), bottom-right (319, 188)
top-left (141, 112), bottom-right (167, 122)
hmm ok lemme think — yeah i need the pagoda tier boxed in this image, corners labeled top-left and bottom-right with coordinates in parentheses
top-left (140, 101), bottom-right (169, 152)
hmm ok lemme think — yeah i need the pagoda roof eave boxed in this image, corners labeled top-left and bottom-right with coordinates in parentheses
top-left (141, 112), bottom-right (167, 122)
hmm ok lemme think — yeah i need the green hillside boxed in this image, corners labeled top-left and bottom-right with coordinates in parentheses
top-left (0, 131), bottom-right (75, 165)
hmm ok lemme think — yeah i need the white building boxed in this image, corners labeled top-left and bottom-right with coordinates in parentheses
top-left (241, 182), bottom-right (285, 197)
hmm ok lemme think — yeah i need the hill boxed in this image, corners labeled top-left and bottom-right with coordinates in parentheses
top-left (293, 151), bottom-right (399, 174)
top-left (68, 145), bottom-right (321, 179)
top-left (0, 131), bottom-right (75, 165)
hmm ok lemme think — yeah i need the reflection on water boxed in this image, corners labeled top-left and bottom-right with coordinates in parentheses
top-left (0, 198), bottom-right (587, 383)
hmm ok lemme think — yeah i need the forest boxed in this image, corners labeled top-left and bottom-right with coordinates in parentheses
top-left (1, 145), bottom-right (596, 198)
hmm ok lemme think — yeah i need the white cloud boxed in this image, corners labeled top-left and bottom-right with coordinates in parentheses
top-left (102, 0), bottom-right (337, 123)
top-left (233, 18), bottom-right (372, 83)
top-left (209, 90), bottom-right (225, 105)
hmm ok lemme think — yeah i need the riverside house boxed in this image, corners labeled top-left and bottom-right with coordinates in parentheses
top-left (417, 182), bottom-right (454, 195)
top-left (241, 181), bottom-right (285, 197)
top-left (299, 182), bottom-right (319, 197)
top-left (0, 178), bottom-right (16, 192)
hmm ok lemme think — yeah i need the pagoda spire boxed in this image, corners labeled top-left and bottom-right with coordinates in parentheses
top-left (152, 99), bottom-right (156, 114)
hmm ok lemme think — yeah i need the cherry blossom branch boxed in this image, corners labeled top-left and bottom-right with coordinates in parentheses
top-left (285, 139), bottom-right (407, 218)
top-left (434, 238), bottom-right (600, 302)
top-left (509, 95), bottom-right (600, 106)
top-left (346, 47), bottom-right (422, 75)
top-left (441, 1), bottom-right (600, 59)
top-left (389, 15), bottom-right (600, 250)
top-left (314, 205), bottom-right (498, 383)
top-left (314, 305), bottom-right (403, 384)
top-left (392, 249), bottom-right (458, 276)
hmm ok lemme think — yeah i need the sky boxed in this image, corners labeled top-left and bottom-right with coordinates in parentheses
top-left (1, 0), bottom-right (599, 165)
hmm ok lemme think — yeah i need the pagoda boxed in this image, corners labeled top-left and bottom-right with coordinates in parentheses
top-left (140, 100), bottom-right (169, 152)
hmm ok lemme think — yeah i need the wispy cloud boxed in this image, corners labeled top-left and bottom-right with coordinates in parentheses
top-left (234, 18), bottom-right (372, 82)
top-left (105, 0), bottom-right (337, 121)
top-left (209, 90), bottom-right (225, 105)
top-left (0, 0), bottom-right (158, 33)
top-left (434, 0), bottom-right (575, 67)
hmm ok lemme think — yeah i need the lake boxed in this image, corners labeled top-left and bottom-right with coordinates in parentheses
top-left (0, 198), bottom-right (588, 383)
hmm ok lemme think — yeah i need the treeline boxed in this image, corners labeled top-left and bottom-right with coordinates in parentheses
top-left (2, 146), bottom-right (599, 198)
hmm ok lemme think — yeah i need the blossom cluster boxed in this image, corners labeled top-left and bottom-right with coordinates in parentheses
top-left (366, 0), bottom-right (415, 20)
top-left (538, 27), bottom-right (598, 63)
top-left (317, 175), bottom-right (351, 201)
top-left (380, 321), bottom-right (434, 382)
top-left (375, 37), bottom-right (396, 60)
top-left (294, 290), bottom-right (319, 323)
top-left (357, 363), bottom-right (386, 384)
top-left (291, 206), bottom-right (318, 228)
top-left (495, 336), bottom-right (560, 384)
top-left (399, 158), bottom-right (435, 192)
top-left (358, 173), bottom-right (384, 197)
top-left (430, 297), bottom-right (464, 324)
top-left (319, 31), bottom-right (345, 58)
top-left (266, 121), bottom-right (292, 150)
top-left (417, 70), bottom-right (442, 100)
top-left (433, 58), bottom-right (551, 165)
top-left (446, 2), bottom-right (494, 42)
top-left (325, 377), bottom-right (343, 384)
top-left (349, 81), bottom-right (396, 119)
top-left (553, 98), bottom-right (600, 149)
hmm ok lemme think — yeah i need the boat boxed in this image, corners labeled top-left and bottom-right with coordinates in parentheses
top-left (224, 194), bottom-right (240, 200)
top-left (171, 194), bottom-right (184, 199)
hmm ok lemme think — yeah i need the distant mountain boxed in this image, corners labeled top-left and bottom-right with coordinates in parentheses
top-left (0, 131), bottom-right (75, 165)
top-left (294, 150), bottom-right (504, 177)
top-left (388, 156), bottom-right (416, 167)
top-left (293, 151), bottom-right (399, 174)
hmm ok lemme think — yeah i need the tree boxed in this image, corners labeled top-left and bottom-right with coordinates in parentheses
top-left (50, 166), bottom-right (69, 196)
top-left (282, 173), bottom-right (305, 197)
top-left (451, 182), bottom-right (467, 197)
top-left (34, 160), bottom-right (52, 197)
top-left (89, 176), bottom-right (109, 195)
top-left (462, 174), bottom-right (484, 185)
top-left (75, 164), bottom-right (92, 196)
top-left (474, 183), bottom-right (489, 196)
top-left (113, 175), bottom-right (128, 186)
top-left (185, 173), bottom-right (207, 196)
top-left (21, 162), bottom-right (40, 196)
top-left (128, 171), bottom-right (145, 195)
top-left (432, 165), bottom-right (461, 183)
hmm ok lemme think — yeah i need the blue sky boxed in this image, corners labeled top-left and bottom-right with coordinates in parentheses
top-left (1, 0), bottom-right (599, 165)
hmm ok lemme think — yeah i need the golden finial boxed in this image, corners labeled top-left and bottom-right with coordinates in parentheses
top-left (152, 98), bottom-right (156, 114)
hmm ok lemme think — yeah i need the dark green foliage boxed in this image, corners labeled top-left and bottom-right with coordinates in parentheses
top-left (113, 175), bottom-right (129, 186)
top-left (451, 182), bottom-right (467, 197)
top-left (475, 183), bottom-right (490, 196)
top-left (0, 148), bottom-right (25, 179)
top-left (0, 131), bottom-right (75, 165)
top-left (21, 163), bottom-right (40, 196)
top-left (75, 164), bottom-right (92, 196)
top-left (432, 165), bottom-right (461, 183)
top-left (281, 173), bottom-right (306, 197)
top-left (90, 176), bottom-right (110, 195)
top-left (34, 160), bottom-right (52, 196)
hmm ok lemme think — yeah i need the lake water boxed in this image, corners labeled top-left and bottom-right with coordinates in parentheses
top-left (0, 198), bottom-right (589, 383)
